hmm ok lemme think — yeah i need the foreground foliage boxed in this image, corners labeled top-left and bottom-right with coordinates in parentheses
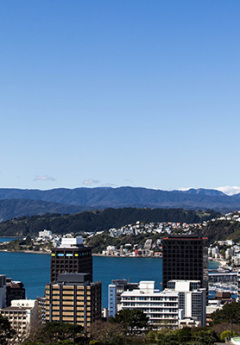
top-left (110, 309), bottom-right (149, 334)
top-left (24, 322), bottom-right (84, 345)
top-left (20, 303), bottom-right (240, 344)
top-left (211, 301), bottom-right (240, 325)
top-left (0, 314), bottom-right (16, 345)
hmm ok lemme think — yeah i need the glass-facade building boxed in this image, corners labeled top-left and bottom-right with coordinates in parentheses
top-left (51, 246), bottom-right (92, 283)
top-left (162, 235), bottom-right (208, 297)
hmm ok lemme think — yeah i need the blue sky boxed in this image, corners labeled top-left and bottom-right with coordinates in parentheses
top-left (0, 1), bottom-right (240, 193)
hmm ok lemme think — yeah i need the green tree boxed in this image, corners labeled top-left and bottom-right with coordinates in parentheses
top-left (89, 320), bottom-right (124, 345)
top-left (0, 314), bottom-right (15, 345)
top-left (146, 330), bottom-right (157, 343)
top-left (112, 309), bottom-right (149, 334)
top-left (24, 322), bottom-right (84, 345)
top-left (220, 330), bottom-right (236, 341)
top-left (192, 330), bottom-right (217, 345)
top-left (175, 327), bottom-right (192, 343)
top-left (211, 302), bottom-right (240, 325)
top-left (157, 333), bottom-right (178, 345)
top-left (25, 236), bottom-right (32, 246)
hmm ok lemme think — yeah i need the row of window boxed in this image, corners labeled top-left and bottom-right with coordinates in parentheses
top-left (51, 252), bottom-right (91, 257)
top-left (122, 296), bottom-right (177, 301)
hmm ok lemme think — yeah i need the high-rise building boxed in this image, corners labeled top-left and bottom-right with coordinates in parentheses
top-left (162, 235), bottom-right (208, 295)
top-left (45, 273), bottom-right (101, 328)
top-left (166, 280), bottom-right (206, 327)
top-left (50, 237), bottom-right (92, 283)
top-left (108, 279), bottom-right (139, 317)
top-left (47, 236), bottom-right (101, 328)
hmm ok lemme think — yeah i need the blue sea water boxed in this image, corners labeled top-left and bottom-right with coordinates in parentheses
top-left (0, 237), bottom-right (220, 307)
top-left (0, 238), bottom-right (17, 243)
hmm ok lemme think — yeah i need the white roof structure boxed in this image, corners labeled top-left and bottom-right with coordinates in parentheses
top-left (60, 236), bottom-right (83, 248)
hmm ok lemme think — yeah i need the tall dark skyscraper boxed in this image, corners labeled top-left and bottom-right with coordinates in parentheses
top-left (50, 237), bottom-right (92, 283)
top-left (162, 235), bottom-right (208, 294)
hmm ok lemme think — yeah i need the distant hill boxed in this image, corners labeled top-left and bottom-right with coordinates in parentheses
top-left (203, 220), bottom-right (240, 243)
top-left (0, 187), bottom-right (238, 215)
top-left (0, 199), bottom-right (86, 221)
top-left (0, 208), bottom-right (219, 237)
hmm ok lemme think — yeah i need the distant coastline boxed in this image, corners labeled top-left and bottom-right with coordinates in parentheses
top-left (0, 249), bottom-right (161, 258)
top-left (92, 253), bottom-right (162, 258)
top-left (0, 250), bottom-right (222, 266)
top-left (0, 249), bottom-right (50, 255)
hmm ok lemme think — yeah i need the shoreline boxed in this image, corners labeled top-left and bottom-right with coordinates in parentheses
top-left (0, 249), bottom-right (51, 255)
top-left (92, 253), bottom-right (162, 258)
top-left (0, 236), bottom-right (19, 238)
top-left (0, 250), bottom-right (229, 264)
top-left (209, 257), bottom-right (228, 267)
top-left (0, 249), bottom-right (161, 258)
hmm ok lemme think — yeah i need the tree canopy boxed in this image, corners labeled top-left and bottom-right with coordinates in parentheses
top-left (111, 309), bottom-right (149, 334)
top-left (211, 302), bottom-right (240, 325)
top-left (0, 314), bottom-right (15, 345)
top-left (24, 322), bottom-right (84, 345)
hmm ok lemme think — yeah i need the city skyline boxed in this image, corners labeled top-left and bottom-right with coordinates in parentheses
top-left (1, 1), bottom-right (240, 191)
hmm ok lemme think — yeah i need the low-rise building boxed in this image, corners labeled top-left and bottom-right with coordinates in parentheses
top-left (121, 281), bottom-right (179, 329)
top-left (206, 300), bottom-right (223, 326)
top-left (39, 229), bottom-right (52, 239)
top-left (0, 299), bottom-right (38, 342)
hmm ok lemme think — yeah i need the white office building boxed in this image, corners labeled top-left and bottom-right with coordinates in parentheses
top-left (121, 281), bottom-right (179, 329)
top-left (166, 280), bottom-right (206, 327)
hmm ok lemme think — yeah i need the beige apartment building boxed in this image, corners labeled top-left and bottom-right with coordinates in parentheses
top-left (0, 299), bottom-right (38, 343)
top-left (45, 273), bottom-right (101, 328)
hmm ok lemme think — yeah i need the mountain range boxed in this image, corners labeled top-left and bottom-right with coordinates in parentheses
top-left (0, 186), bottom-right (239, 221)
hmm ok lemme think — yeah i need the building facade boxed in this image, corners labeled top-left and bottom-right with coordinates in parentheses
top-left (108, 279), bottom-right (139, 317)
top-left (6, 278), bottom-right (25, 307)
top-left (45, 273), bottom-right (101, 328)
top-left (0, 299), bottom-right (38, 342)
top-left (237, 271), bottom-right (240, 300)
top-left (121, 281), bottom-right (179, 329)
top-left (0, 275), bottom-right (6, 309)
top-left (50, 237), bottom-right (92, 283)
top-left (166, 280), bottom-right (206, 327)
top-left (36, 296), bottom-right (46, 324)
top-left (162, 235), bottom-right (208, 295)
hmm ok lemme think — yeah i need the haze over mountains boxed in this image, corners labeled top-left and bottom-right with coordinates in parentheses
top-left (0, 187), bottom-right (239, 221)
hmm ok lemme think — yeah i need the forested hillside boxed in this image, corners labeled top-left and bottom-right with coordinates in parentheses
top-left (203, 220), bottom-right (240, 242)
top-left (0, 208), bottom-right (219, 237)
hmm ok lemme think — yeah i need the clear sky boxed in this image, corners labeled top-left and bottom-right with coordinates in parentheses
top-left (1, 0), bottom-right (240, 193)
